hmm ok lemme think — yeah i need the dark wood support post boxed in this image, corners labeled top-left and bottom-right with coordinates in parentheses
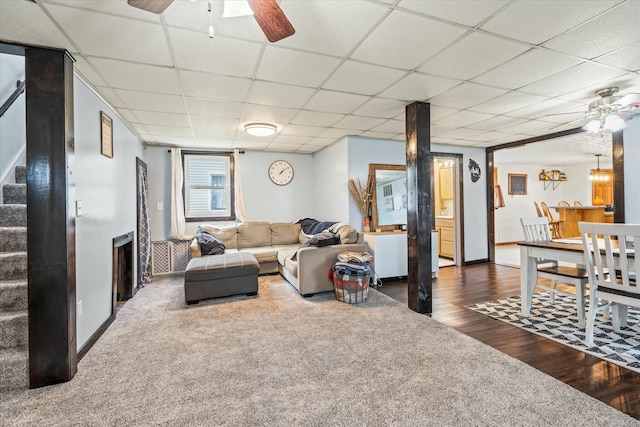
top-left (486, 150), bottom-right (495, 263)
top-left (612, 130), bottom-right (624, 223)
top-left (406, 101), bottom-right (432, 314)
top-left (26, 46), bottom-right (77, 387)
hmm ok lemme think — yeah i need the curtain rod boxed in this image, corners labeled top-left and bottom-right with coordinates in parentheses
top-left (167, 149), bottom-right (245, 154)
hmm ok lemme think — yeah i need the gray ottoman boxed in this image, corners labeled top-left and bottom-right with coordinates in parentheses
top-left (184, 252), bottom-right (259, 304)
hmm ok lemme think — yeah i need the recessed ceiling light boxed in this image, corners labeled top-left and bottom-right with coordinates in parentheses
top-left (245, 123), bottom-right (277, 137)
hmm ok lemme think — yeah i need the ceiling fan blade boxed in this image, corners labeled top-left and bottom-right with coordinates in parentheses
top-left (541, 111), bottom-right (586, 118)
top-left (612, 92), bottom-right (640, 108)
top-left (127, 0), bottom-right (174, 14)
top-left (248, 0), bottom-right (295, 42)
top-left (548, 116), bottom-right (589, 130)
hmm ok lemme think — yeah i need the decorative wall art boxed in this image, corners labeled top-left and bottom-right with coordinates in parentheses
top-left (468, 159), bottom-right (481, 183)
top-left (100, 111), bottom-right (113, 158)
top-left (508, 173), bottom-right (527, 195)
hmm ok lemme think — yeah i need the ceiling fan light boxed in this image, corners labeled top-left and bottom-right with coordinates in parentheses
top-left (583, 119), bottom-right (601, 133)
top-left (223, 0), bottom-right (253, 17)
top-left (245, 123), bottom-right (276, 137)
top-left (604, 114), bottom-right (628, 132)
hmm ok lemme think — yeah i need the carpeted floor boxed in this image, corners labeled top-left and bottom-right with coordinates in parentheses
top-left (1, 275), bottom-right (638, 426)
top-left (467, 292), bottom-right (640, 373)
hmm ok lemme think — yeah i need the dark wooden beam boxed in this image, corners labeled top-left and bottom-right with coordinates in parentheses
top-left (405, 101), bottom-right (432, 314)
top-left (612, 130), bottom-right (624, 223)
top-left (26, 46), bottom-right (77, 388)
top-left (486, 150), bottom-right (495, 263)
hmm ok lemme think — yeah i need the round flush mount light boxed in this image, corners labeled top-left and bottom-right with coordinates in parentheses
top-left (244, 123), bottom-right (277, 137)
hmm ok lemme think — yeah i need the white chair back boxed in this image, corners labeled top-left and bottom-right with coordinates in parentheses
top-left (520, 217), bottom-right (553, 242)
top-left (579, 222), bottom-right (639, 295)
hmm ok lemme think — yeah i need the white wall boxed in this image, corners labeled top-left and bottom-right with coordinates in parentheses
top-left (146, 147), bottom-right (317, 240)
top-left (312, 137), bottom-right (350, 223)
top-left (73, 75), bottom-right (145, 349)
top-left (0, 52), bottom-right (26, 195)
top-left (624, 119), bottom-right (640, 223)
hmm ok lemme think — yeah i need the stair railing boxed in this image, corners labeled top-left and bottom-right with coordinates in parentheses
top-left (0, 80), bottom-right (26, 119)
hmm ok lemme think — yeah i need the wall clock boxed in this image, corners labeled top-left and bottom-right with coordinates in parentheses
top-left (268, 160), bottom-right (294, 186)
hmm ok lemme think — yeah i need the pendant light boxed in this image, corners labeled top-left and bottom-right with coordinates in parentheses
top-left (589, 154), bottom-right (609, 182)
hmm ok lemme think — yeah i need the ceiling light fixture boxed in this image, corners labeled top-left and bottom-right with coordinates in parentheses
top-left (245, 123), bottom-right (277, 137)
top-left (582, 87), bottom-right (632, 133)
top-left (589, 154), bottom-right (609, 182)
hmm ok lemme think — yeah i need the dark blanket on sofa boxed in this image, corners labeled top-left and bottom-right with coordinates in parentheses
top-left (291, 231), bottom-right (340, 261)
top-left (296, 218), bottom-right (338, 235)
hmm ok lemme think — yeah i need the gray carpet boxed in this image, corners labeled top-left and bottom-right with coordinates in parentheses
top-left (1, 275), bottom-right (638, 426)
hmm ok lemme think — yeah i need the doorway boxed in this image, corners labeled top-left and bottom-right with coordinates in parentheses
top-left (432, 153), bottom-right (463, 267)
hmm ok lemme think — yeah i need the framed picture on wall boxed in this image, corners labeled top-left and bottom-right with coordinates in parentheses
top-left (508, 173), bottom-right (527, 195)
top-left (100, 111), bottom-right (113, 159)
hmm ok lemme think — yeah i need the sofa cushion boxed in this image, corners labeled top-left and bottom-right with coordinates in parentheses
top-left (277, 247), bottom-right (298, 265)
top-left (271, 223), bottom-right (301, 245)
top-left (284, 257), bottom-right (298, 277)
top-left (239, 246), bottom-right (279, 263)
top-left (237, 222), bottom-right (272, 249)
top-left (199, 224), bottom-right (238, 249)
top-left (335, 225), bottom-right (358, 244)
top-left (299, 230), bottom-right (312, 245)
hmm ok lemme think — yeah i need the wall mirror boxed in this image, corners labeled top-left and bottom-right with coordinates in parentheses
top-left (369, 163), bottom-right (407, 232)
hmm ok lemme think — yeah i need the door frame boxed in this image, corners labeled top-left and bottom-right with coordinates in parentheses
top-left (432, 152), bottom-right (465, 265)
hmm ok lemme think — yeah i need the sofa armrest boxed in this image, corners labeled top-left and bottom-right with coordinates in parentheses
top-left (295, 243), bottom-right (368, 295)
top-left (190, 238), bottom-right (202, 258)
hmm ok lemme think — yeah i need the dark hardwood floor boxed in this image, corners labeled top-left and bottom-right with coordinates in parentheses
top-left (377, 263), bottom-right (640, 420)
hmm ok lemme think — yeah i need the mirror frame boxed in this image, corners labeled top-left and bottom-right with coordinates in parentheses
top-left (369, 163), bottom-right (407, 232)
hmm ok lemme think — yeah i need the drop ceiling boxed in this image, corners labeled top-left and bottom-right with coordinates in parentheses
top-left (1, 0), bottom-right (638, 153)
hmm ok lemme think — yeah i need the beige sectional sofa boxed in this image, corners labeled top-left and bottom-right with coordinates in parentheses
top-left (190, 222), bottom-right (367, 296)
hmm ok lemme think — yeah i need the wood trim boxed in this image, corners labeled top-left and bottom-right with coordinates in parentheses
top-left (369, 163), bottom-right (406, 232)
top-left (0, 42), bottom-right (25, 56)
top-left (462, 258), bottom-right (489, 266)
top-left (405, 101), bottom-right (432, 314)
top-left (77, 314), bottom-right (115, 362)
top-left (487, 151), bottom-right (495, 263)
top-left (612, 130), bottom-right (624, 223)
top-left (26, 46), bottom-right (77, 388)
top-left (486, 127), bottom-right (585, 153)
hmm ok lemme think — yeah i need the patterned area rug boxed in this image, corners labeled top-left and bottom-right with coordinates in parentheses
top-left (467, 292), bottom-right (640, 373)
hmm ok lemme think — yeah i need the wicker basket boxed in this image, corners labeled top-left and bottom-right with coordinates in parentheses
top-left (332, 262), bottom-right (370, 304)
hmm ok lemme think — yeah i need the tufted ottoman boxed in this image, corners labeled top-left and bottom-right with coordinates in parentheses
top-left (184, 252), bottom-right (259, 304)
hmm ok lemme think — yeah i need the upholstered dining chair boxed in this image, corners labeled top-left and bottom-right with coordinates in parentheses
top-left (574, 200), bottom-right (583, 206)
top-left (558, 200), bottom-right (570, 206)
top-left (534, 201), bottom-right (544, 218)
top-left (540, 201), bottom-right (562, 239)
top-left (579, 222), bottom-right (639, 345)
top-left (520, 218), bottom-right (590, 326)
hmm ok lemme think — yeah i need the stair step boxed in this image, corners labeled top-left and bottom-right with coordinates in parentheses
top-left (0, 205), bottom-right (27, 227)
top-left (3, 184), bottom-right (26, 205)
top-left (0, 227), bottom-right (27, 252)
top-left (0, 311), bottom-right (28, 348)
top-left (0, 280), bottom-right (28, 312)
top-left (0, 252), bottom-right (27, 281)
top-left (0, 346), bottom-right (29, 391)
top-left (15, 165), bottom-right (26, 184)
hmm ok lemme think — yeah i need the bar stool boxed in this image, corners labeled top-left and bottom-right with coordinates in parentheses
top-left (540, 201), bottom-right (561, 239)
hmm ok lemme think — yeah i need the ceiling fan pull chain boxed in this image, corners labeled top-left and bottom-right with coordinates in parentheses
top-left (208, 0), bottom-right (214, 38)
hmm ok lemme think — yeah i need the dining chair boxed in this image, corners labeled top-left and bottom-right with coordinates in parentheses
top-left (540, 201), bottom-right (562, 239)
top-left (520, 218), bottom-right (590, 325)
top-left (533, 201), bottom-right (543, 218)
top-left (579, 222), bottom-right (639, 345)
top-left (558, 200), bottom-right (570, 206)
top-left (573, 200), bottom-right (583, 206)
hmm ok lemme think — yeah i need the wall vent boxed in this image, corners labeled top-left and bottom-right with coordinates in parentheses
top-left (151, 240), bottom-right (191, 275)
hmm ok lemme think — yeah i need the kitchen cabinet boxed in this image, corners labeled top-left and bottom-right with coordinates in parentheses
top-left (435, 217), bottom-right (454, 258)
top-left (363, 231), bottom-right (439, 279)
top-left (439, 166), bottom-right (453, 200)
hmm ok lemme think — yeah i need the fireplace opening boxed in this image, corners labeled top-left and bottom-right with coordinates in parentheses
top-left (113, 232), bottom-right (134, 313)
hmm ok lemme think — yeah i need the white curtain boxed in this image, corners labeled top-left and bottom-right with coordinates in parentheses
top-left (169, 148), bottom-right (189, 240)
top-left (233, 148), bottom-right (246, 222)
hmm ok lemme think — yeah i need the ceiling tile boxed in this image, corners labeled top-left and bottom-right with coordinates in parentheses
top-left (352, 98), bottom-right (408, 119)
top-left (276, 0), bottom-right (389, 56)
top-left (193, 139), bottom-right (235, 149)
top-left (144, 124), bottom-right (193, 138)
top-left (465, 115), bottom-right (529, 131)
top-left (304, 90), bottom-right (370, 114)
top-left (169, 27), bottom-right (261, 77)
top-left (333, 116), bottom-right (387, 131)
top-left (435, 128), bottom-right (486, 139)
top-left (360, 131), bottom-right (401, 140)
top-left (271, 135), bottom-right (312, 145)
top-left (506, 98), bottom-right (585, 120)
top-left (543, 2), bottom-right (639, 59)
top-left (234, 141), bottom-right (269, 150)
top-left (247, 81), bottom-right (315, 109)
top-left (371, 120), bottom-right (405, 134)
top-left (470, 91), bottom-right (548, 115)
top-left (319, 128), bottom-right (362, 139)
top-left (498, 119), bottom-right (559, 135)
top-left (305, 137), bottom-right (336, 147)
top-left (291, 111), bottom-right (345, 127)
top-left (180, 70), bottom-right (251, 102)
top-left (296, 145), bottom-right (326, 153)
top-left (420, 33), bottom-right (530, 80)
top-left (323, 61), bottom-right (406, 96)
top-left (137, 134), bottom-right (157, 143)
top-left (115, 90), bottom-right (186, 113)
top-left (351, 9), bottom-right (467, 70)
top-left (432, 110), bottom-right (495, 128)
top-left (153, 136), bottom-right (195, 146)
top-left (193, 121), bottom-right (238, 139)
top-left (242, 104), bottom-right (299, 124)
top-left (45, 0), bottom-right (161, 22)
top-left (480, 1), bottom-right (621, 44)
top-left (0, 1), bottom-right (75, 52)
top-left (73, 56), bottom-right (107, 87)
top-left (520, 62), bottom-right (626, 97)
top-left (130, 123), bottom-right (149, 135)
top-left (398, 0), bottom-right (509, 26)
top-left (257, 46), bottom-right (341, 87)
top-left (280, 124), bottom-right (326, 137)
top-left (430, 83), bottom-right (508, 109)
top-left (45, 4), bottom-right (172, 65)
top-left (115, 109), bottom-right (139, 124)
top-left (379, 73), bottom-right (461, 101)
top-left (266, 143), bottom-right (304, 152)
top-left (131, 111), bottom-right (190, 127)
top-left (429, 106), bottom-right (459, 121)
top-left (466, 131), bottom-right (515, 142)
top-left (595, 42), bottom-right (640, 72)
top-left (185, 98), bottom-right (245, 119)
top-left (88, 58), bottom-right (180, 94)
top-left (472, 49), bottom-right (582, 90)
top-left (95, 87), bottom-right (127, 108)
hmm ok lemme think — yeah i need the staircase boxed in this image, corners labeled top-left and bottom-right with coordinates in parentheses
top-left (0, 164), bottom-right (29, 391)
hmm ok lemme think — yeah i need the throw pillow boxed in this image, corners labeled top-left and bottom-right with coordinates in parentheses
top-left (291, 231), bottom-right (340, 261)
top-left (196, 228), bottom-right (225, 256)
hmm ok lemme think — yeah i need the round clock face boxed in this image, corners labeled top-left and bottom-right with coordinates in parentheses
top-left (268, 160), bottom-right (294, 186)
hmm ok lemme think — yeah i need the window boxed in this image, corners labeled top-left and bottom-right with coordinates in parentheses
top-left (183, 152), bottom-right (235, 221)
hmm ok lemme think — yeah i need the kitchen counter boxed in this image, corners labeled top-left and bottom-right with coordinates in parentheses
top-left (551, 206), bottom-right (605, 237)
